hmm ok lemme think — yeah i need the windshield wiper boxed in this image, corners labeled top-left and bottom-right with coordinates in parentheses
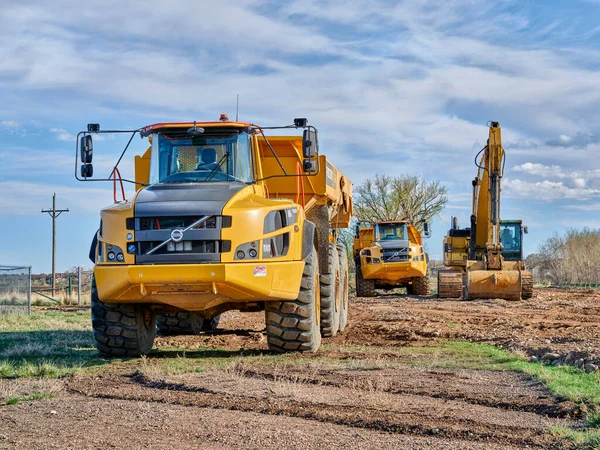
top-left (204, 152), bottom-right (230, 182)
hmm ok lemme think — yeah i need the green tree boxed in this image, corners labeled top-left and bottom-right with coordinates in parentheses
top-left (354, 174), bottom-right (448, 227)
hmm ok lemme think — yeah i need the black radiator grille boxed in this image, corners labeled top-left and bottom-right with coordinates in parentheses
top-left (132, 215), bottom-right (230, 264)
top-left (382, 247), bottom-right (409, 262)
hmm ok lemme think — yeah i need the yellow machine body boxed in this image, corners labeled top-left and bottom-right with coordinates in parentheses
top-left (439, 122), bottom-right (533, 300)
top-left (92, 121), bottom-right (352, 318)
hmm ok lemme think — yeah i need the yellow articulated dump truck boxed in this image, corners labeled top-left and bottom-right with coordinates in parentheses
top-left (75, 116), bottom-right (352, 356)
top-left (438, 122), bottom-right (533, 300)
top-left (353, 220), bottom-right (431, 297)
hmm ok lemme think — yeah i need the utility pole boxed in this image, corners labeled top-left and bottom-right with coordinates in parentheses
top-left (41, 193), bottom-right (69, 294)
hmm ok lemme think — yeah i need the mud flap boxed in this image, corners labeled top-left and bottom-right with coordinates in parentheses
top-left (302, 220), bottom-right (316, 261)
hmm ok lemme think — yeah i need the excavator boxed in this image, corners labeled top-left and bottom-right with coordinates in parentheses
top-left (438, 122), bottom-right (533, 301)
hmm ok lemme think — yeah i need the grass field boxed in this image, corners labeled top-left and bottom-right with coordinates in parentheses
top-left (1, 308), bottom-right (599, 447)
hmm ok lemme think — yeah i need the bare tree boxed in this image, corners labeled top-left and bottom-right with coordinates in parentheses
top-left (532, 228), bottom-right (600, 285)
top-left (354, 174), bottom-right (448, 227)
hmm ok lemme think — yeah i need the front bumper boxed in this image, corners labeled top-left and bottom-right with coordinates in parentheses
top-left (361, 260), bottom-right (427, 283)
top-left (94, 261), bottom-right (304, 311)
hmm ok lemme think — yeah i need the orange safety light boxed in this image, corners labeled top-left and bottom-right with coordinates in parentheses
top-left (219, 114), bottom-right (229, 122)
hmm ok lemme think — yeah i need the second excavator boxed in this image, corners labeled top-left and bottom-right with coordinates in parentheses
top-left (438, 122), bottom-right (533, 301)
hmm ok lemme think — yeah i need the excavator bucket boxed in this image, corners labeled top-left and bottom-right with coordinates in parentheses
top-left (466, 269), bottom-right (522, 301)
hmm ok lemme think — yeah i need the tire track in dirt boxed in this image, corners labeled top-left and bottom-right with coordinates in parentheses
top-left (232, 366), bottom-right (577, 418)
top-left (66, 369), bottom-right (574, 449)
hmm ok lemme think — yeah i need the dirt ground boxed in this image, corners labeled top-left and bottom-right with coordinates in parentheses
top-left (0, 287), bottom-right (597, 449)
top-left (339, 286), bottom-right (600, 365)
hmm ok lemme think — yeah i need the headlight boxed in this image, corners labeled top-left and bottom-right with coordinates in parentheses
top-left (101, 243), bottom-right (125, 262)
top-left (127, 244), bottom-right (136, 254)
top-left (235, 241), bottom-right (258, 260)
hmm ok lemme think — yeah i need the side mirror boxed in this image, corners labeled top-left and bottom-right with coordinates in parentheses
top-left (294, 118), bottom-right (308, 128)
top-left (523, 226), bottom-right (528, 234)
top-left (423, 222), bottom-right (431, 237)
top-left (302, 129), bottom-right (317, 158)
top-left (355, 224), bottom-right (360, 238)
top-left (81, 163), bottom-right (93, 178)
top-left (303, 159), bottom-right (317, 173)
top-left (80, 135), bottom-right (93, 163)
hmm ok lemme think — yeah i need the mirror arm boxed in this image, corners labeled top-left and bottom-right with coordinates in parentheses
top-left (109, 130), bottom-right (138, 179)
top-left (256, 127), bottom-right (288, 176)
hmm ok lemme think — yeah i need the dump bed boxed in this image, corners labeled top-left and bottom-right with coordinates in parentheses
top-left (257, 136), bottom-right (353, 228)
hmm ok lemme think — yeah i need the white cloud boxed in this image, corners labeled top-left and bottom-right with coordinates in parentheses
top-left (50, 127), bottom-right (75, 141)
top-left (512, 162), bottom-right (564, 178)
top-left (504, 179), bottom-right (600, 202)
top-left (0, 120), bottom-right (27, 136)
top-left (511, 163), bottom-right (600, 192)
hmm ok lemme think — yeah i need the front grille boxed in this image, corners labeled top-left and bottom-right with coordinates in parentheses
top-left (382, 247), bottom-right (409, 262)
top-left (132, 215), bottom-right (230, 264)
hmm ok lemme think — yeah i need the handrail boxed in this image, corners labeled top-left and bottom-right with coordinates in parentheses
top-left (113, 167), bottom-right (126, 203)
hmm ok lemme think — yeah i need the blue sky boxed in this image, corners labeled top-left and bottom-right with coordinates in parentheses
top-left (1, 0), bottom-right (599, 272)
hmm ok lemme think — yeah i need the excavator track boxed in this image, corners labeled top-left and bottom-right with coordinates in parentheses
top-left (437, 271), bottom-right (463, 299)
top-left (521, 272), bottom-right (534, 299)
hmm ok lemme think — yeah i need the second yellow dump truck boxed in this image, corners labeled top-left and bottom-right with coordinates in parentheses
top-left (75, 116), bottom-right (352, 356)
top-left (353, 220), bottom-right (431, 296)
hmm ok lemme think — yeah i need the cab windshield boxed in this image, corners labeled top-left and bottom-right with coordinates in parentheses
top-left (376, 223), bottom-right (407, 241)
top-left (149, 131), bottom-right (253, 184)
top-left (500, 223), bottom-right (522, 260)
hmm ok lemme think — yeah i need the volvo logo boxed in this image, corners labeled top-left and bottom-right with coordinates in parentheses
top-left (171, 229), bottom-right (184, 242)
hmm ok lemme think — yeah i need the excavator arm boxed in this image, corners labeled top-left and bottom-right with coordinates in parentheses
top-left (471, 122), bottom-right (505, 269)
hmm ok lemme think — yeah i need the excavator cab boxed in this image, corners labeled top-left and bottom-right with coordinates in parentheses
top-left (500, 220), bottom-right (526, 262)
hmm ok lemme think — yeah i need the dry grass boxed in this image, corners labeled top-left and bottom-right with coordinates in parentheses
top-left (0, 378), bottom-right (62, 402)
top-left (1, 288), bottom-right (91, 307)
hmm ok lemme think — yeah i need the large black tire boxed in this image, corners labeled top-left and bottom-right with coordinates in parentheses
top-left (320, 242), bottom-right (340, 337)
top-left (355, 258), bottom-right (376, 297)
top-left (337, 245), bottom-right (349, 332)
top-left (265, 246), bottom-right (322, 352)
top-left (156, 311), bottom-right (220, 335)
top-left (412, 275), bottom-right (431, 296)
top-left (91, 276), bottom-right (156, 357)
